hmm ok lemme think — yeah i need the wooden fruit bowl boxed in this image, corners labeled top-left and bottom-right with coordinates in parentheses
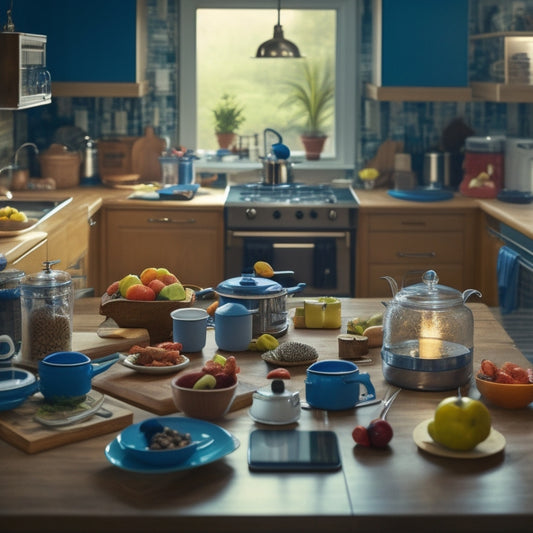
top-left (99, 288), bottom-right (196, 343)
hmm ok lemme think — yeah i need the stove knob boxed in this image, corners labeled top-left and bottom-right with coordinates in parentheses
top-left (295, 210), bottom-right (304, 220)
top-left (310, 209), bottom-right (318, 219)
top-left (246, 208), bottom-right (257, 220)
top-left (328, 209), bottom-right (337, 221)
top-left (273, 210), bottom-right (281, 219)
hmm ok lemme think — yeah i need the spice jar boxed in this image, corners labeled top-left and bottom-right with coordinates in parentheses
top-left (20, 260), bottom-right (73, 368)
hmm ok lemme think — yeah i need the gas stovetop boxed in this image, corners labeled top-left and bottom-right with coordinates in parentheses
top-left (225, 183), bottom-right (357, 207)
top-left (225, 183), bottom-right (358, 230)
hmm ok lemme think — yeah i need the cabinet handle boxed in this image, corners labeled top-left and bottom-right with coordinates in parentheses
top-left (147, 217), bottom-right (196, 224)
top-left (397, 251), bottom-right (436, 258)
top-left (88, 216), bottom-right (97, 227)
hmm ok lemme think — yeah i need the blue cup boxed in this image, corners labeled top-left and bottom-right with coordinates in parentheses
top-left (171, 308), bottom-right (209, 352)
top-left (178, 158), bottom-right (195, 185)
top-left (305, 359), bottom-right (376, 411)
top-left (38, 351), bottom-right (119, 403)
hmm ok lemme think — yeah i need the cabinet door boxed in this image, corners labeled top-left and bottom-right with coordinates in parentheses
top-left (102, 208), bottom-right (224, 292)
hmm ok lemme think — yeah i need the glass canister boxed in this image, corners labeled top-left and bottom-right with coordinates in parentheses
top-left (20, 260), bottom-right (73, 368)
top-left (460, 135), bottom-right (505, 198)
top-left (0, 256), bottom-right (24, 362)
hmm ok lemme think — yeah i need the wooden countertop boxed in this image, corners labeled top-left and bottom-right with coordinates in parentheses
top-left (1, 298), bottom-right (532, 533)
top-left (1, 184), bottom-right (531, 264)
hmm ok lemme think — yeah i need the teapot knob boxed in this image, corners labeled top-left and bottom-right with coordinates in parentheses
top-left (422, 270), bottom-right (439, 289)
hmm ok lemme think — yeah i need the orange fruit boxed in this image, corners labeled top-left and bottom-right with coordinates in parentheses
top-left (140, 267), bottom-right (158, 285)
top-left (125, 284), bottom-right (156, 301)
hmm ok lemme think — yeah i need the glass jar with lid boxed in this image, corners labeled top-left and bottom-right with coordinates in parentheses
top-left (20, 260), bottom-right (73, 368)
top-left (381, 270), bottom-right (481, 391)
top-left (0, 254), bottom-right (24, 363)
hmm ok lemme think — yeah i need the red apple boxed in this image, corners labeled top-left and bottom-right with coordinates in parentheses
top-left (148, 279), bottom-right (166, 296)
top-left (367, 418), bottom-right (393, 448)
top-left (160, 273), bottom-right (179, 286)
top-left (352, 425), bottom-right (371, 447)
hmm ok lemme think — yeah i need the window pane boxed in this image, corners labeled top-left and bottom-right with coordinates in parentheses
top-left (196, 9), bottom-right (336, 157)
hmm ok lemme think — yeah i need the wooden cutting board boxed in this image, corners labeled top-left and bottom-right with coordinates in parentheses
top-left (0, 396), bottom-right (132, 454)
top-left (131, 126), bottom-right (166, 181)
top-left (72, 329), bottom-right (150, 359)
top-left (92, 362), bottom-right (257, 416)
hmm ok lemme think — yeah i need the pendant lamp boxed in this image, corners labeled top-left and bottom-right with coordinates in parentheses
top-left (255, 0), bottom-right (302, 58)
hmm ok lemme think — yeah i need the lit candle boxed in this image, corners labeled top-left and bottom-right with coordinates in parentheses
top-left (419, 315), bottom-right (443, 359)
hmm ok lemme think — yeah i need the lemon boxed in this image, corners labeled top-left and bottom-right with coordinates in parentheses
top-left (253, 334), bottom-right (279, 352)
top-left (358, 168), bottom-right (379, 180)
top-left (253, 261), bottom-right (274, 278)
top-left (9, 211), bottom-right (28, 222)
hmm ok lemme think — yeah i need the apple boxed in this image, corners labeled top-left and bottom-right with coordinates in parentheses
top-left (125, 284), bottom-right (156, 301)
top-left (118, 274), bottom-right (142, 298)
top-left (367, 419), bottom-right (393, 448)
top-left (140, 267), bottom-right (158, 285)
top-left (148, 279), bottom-right (166, 296)
top-left (427, 396), bottom-right (491, 451)
top-left (352, 425), bottom-right (371, 447)
top-left (158, 282), bottom-right (186, 301)
top-left (106, 280), bottom-right (120, 296)
top-left (160, 273), bottom-right (179, 286)
top-left (192, 374), bottom-right (217, 390)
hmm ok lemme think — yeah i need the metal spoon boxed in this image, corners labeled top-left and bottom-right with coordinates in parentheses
top-left (378, 387), bottom-right (401, 420)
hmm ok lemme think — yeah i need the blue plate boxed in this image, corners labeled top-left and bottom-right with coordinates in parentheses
top-left (105, 416), bottom-right (239, 473)
top-left (158, 184), bottom-right (200, 200)
top-left (388, 188), bottom-right (454, 202)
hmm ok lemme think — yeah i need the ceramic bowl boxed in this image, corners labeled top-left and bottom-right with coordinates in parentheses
top-left (118, 420), bottom-right (200, 466)
top-left (476, 376), bottom-right (533, 409)
top-left (99, 288), bottom-right (196, 343)
top-left (170, 378), bottom-right (237, 420)
top-left (0, 368), bottom-right (39, 411)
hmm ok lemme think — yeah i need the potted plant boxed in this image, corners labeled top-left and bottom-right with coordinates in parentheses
top-left (212, 93), bottom-right (245, 150)
top-left (281, 59), bottom-right (334, 160)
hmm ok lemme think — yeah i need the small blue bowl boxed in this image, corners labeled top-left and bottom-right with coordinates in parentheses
top-left (0, 368), bottom-right (39, 411)
top-left (118, 419), bottom-right (204, 466)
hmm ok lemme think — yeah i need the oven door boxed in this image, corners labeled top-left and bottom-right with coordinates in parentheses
top-left (225, 230), bottom-right (354, 297)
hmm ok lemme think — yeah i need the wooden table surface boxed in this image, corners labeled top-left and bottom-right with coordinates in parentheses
top-left (1, 298), bottom-right (532, 533)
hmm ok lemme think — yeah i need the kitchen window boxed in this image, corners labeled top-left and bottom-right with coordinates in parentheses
top-left (179, 0), bottom-right (358, 169)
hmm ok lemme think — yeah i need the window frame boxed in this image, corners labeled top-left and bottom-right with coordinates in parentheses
top-left (179, 0), bottom-right (359, 170)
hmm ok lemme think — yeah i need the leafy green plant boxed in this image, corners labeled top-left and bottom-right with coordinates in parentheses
top-left (212, 93), bottom-right (246, 134)
top-left (281, 59), bottom-right (334, 137)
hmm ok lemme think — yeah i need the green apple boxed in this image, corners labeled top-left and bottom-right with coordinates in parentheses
top-left (192, 374), bottom-right (217, 390)
top-left (158, 282), bottom-right (186, 301)
top-left (427, 396), bottom-right (491, 451)
top-left (212, 353), bottom-right (227, 366)
top-left (366, 312), bottom-right (383, 327)
top-left (118, 274), bottom-right (142, 298)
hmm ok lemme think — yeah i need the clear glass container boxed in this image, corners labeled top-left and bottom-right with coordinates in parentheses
top-left (20, 261), bottom-right (73, 368)
top-left (381, 270), bottom-right (481, 391)
top-left (0, 266), bottom-right (24, 358)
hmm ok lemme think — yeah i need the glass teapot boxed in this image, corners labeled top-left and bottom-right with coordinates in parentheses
top-left (381, 270), bottom-right (482, 390)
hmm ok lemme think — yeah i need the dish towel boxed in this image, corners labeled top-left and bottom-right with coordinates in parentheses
top-left (497, 246), bottom-right (520, 315)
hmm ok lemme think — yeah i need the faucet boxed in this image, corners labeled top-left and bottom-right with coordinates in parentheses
top-left (0, 143), bottom-right (39, 194)
top-left (14, 142), bottom-right (39, 167)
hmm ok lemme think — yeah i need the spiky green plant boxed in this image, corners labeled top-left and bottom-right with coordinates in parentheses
top-left (281, 60), bottom-right (334, 136)
top-left (212, 93), bottom-right (245, 134)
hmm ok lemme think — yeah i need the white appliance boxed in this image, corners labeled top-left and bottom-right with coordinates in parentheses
top-left (505, 138), bottom-right (533, 192)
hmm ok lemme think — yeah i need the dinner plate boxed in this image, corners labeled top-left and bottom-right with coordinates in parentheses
top-left (413, 419), bottom-right (506, 459)
top-left (248, 410), bottom-right (300, 426)
top-left (122, 353), bottom-right (190, 374)
top-left (105, 417), bottom-right (240, 473)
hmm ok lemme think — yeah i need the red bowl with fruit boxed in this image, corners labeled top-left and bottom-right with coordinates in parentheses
top-left (475, 376), bottom-right (533, 409)
top-left (170, 372), bottom-right (238, 420)
top-left (99, 288), bottom-right (196, 343)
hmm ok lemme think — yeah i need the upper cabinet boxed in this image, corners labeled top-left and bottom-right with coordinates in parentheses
top-left (12, 0), bottom-right (148, 98)
top-left (367, 0), bottom-right (472, 102)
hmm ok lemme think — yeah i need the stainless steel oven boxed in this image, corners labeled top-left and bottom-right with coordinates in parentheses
top-left (224, 184), bottom-right (358, 297)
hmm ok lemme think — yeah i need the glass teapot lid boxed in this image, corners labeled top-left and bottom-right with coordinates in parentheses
top-left (394, 270), bottom-right (466, 310)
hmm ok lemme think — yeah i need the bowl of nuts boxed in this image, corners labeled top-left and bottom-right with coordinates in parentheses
top-left (118, 417), bottom-right (213, 466)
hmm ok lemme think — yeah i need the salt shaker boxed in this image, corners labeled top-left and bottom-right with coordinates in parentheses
top-left (20, 260), bottom-right (73, 368)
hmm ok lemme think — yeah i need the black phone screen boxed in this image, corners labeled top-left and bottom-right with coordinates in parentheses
top-left (247, 430), bottom-right (342, 472)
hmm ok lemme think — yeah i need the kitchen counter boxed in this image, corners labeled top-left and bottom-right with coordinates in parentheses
top-left (1, 298), bottom-right (532, 533)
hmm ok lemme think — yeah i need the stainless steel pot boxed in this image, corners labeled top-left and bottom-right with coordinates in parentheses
top-left (263, 159), bottom-right (294, 185)
top-left (199, 275), bottom-right (305, 338)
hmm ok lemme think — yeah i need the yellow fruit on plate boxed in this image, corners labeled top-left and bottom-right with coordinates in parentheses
top-left (427, 396), bottom-right (491, 451)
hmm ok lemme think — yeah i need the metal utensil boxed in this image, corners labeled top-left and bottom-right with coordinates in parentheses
top-left (379, 387), bottom-right (401, 420)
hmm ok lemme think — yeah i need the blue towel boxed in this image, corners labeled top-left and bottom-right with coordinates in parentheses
top-left (497, 246), bottom-right (520, 315)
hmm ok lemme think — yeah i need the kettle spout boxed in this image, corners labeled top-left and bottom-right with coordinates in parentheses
top-left (462, 289), bottom-right (482, 302)
top-left (381, 276), bottom-right (399, 297)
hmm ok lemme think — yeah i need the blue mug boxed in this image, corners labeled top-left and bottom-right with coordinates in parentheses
top-left (305, 359), bottom-right (376, 410)
top-left (38, 351), bottom-right (119, 403)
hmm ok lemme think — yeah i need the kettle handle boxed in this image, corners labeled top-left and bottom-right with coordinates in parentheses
top-left (462, 289), bottom-right (482, 302)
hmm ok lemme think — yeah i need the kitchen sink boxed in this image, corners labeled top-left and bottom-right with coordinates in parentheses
top-left (0, 198), bottom-right (73, 230)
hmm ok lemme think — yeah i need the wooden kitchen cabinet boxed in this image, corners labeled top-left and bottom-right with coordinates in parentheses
top-left (99, 206), bottom-right (224, 293)
top-left (356, 209), bottom-right (478, 297)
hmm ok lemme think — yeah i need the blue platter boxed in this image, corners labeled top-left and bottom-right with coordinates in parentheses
top-left (388, 188), bottom-right (454, 202)
top-left (105, 416), bottom-right (239, 473)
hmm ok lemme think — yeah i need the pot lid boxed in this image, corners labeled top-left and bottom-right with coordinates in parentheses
top-left (215, 302), bottom-right (252, 317)
top-left (394, 270), bottom-right (464, 309)
top-left (21, 260), bottom-right (71, 288)
top-left (216, 274), bottom-right (284, 297)
top-left (253, 379), bottom-right (299, 401)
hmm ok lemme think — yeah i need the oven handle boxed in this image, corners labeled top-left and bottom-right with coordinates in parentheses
top-left (228, 230), bottom-right (351, 247)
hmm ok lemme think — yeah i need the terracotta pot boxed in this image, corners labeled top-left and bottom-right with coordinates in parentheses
top-left (216, 133), bottom-right (236, 150)
top-left (301, 135), bottom-right (327, 161)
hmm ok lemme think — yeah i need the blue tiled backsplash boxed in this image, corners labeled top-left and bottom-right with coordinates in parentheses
top-left (11, 0), bottom-right (533, 172)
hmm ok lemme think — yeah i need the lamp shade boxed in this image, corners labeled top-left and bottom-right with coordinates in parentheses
top-left (256, 24), bottom-right (302, 58)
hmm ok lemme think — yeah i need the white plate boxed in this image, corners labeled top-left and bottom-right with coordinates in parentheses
top-left (413, 419), bottom-right (506, 459)
top-left (249, 410), bottom-right (300, 425)
top-left (122, 353), bottom-right (190, 374)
